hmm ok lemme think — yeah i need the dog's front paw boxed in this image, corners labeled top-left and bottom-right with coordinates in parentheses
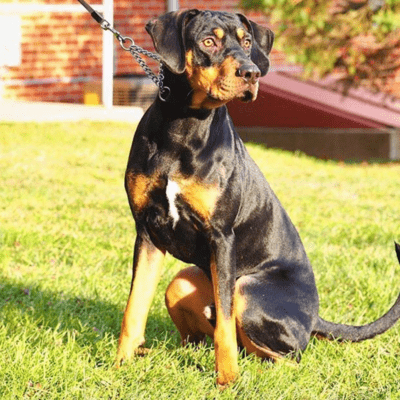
top-left (217, 367), bottom-right (239, 388)
top-left (214, 330), bottom-right (239, 388)
top-left (215, 349), bottom-right (239, 388)
top-left (115, 335), bottom-right (145, 368)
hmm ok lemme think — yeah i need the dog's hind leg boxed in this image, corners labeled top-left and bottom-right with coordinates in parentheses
top-left (165, 266), bottom-right (308, 361)
top-left (235, 270), bottom-right (318, 360)
top-left (165, 266), bottom-right (215, 345)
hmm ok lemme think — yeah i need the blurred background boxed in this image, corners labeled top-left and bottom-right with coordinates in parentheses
top-left (1, 0), bottom-right (399, 161)
top-left (0, 0), bottom-right (282, 106)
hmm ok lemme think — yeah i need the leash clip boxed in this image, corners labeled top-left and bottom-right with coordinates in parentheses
top-left (158, 86), bottom-right (171, 102)
top-left (118, 37), bottom-right (135, 51)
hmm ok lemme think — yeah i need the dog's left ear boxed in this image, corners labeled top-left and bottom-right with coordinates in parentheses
top-left (237, 14), bottom-right (274, 77)
top-left (146, 9), bottom-right (200, 74)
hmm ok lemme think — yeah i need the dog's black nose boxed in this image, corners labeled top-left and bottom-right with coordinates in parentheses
top-left (237, 64), bottom-right (261, 83)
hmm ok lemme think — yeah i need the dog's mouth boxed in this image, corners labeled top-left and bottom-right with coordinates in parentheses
top-left (187, 70), bottom-right (259, 109)
top-left (240, 78), bottom-right (260, 101)
top-left (239, 90), bottom-right (256, 102)
top-left (237, 81), bottom-right (259, 102)
top-left (208, 79), bottom-right (259, 103)
top-left (186, 56), bottom-right (260, 108)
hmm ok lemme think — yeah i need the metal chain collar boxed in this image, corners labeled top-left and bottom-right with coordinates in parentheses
top-left (101, 21), bottom-right (170, 101)
top-left (76, 0), bottom-right (170, 101)
top-left (100, 21), bottom-right (170, 101)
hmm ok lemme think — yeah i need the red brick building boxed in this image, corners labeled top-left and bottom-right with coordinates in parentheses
top-left (0, 0), bottom-right (275, 103)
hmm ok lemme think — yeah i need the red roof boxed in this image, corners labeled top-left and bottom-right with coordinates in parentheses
top-left (228, 72), bottom-right (400, 129)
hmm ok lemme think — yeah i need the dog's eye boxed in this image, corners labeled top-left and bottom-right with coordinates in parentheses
top-left (243, 39), bottom-right (251, 49)
top-left (203, 38), bottom-right (216, 48)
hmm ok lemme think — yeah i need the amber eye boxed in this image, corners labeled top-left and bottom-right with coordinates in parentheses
top-left (243, 39), bottom-right (251, 49)
top-left (203, 38), bottom-right (216, 47)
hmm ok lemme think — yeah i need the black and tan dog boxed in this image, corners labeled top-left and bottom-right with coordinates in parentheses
top-left (115, 9), bottom-right (400, 386)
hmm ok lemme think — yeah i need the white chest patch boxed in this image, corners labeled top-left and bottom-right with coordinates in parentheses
top-left (166, 179), bottom-right (181, 227)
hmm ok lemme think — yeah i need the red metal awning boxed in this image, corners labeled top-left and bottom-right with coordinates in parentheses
top-left (228, 72), bottom-right (400, 129)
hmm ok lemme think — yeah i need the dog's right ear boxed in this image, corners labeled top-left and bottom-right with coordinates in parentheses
top-left (146, 9), bottom-right (200, 75)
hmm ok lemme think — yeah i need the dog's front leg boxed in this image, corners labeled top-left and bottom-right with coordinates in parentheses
top-left (116, 230), bottom-right (165, 365)
top-left (210, 230), bottom-right (238, 387)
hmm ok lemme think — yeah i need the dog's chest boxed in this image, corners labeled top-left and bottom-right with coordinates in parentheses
top-left (126, 172), bottom-right (222, 265)
top-left (165, 179), bottom-right (181, 227)
top-left (126, 171), bottom-right (221, 228)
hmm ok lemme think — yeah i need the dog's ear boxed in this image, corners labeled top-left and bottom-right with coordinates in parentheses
top-left (146, 9), bottom-right (200, 74)
top-left (237, 14), bottom-right (274, 77)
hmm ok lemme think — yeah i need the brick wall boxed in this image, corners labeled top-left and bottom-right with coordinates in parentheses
top-left (0, 0), bottom-right (280, 103)
top-left (2, 1), bottom-right (396, 104)
top-left (1, 0), bottom-right (104, 102)
top-left (114, 0), bottom-right (166, 77)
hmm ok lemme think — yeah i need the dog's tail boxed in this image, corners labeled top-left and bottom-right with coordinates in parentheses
top-left (312, 242), bottom-right (400, 342)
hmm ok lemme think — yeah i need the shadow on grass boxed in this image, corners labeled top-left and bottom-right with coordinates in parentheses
top-left (0, 279), bottom-right (178, 361)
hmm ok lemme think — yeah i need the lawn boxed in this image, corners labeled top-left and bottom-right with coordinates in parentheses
top-left (1, 121), bottom-right (399, 399)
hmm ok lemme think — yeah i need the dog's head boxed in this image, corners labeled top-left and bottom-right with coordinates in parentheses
top-left (146, 10), bottom-right (274, 109)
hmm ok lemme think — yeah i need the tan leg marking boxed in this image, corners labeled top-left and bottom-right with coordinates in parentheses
top-left (210, 257), bottom-right (239, 387)
top-left (116, 239), bottom-right (165, 366)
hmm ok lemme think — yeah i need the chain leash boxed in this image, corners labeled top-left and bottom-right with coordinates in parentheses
top-left (77, 0), bottom-right (170, 101)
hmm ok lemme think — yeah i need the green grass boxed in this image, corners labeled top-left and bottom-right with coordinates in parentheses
top-left (1, 121), bottom-right (400, 399)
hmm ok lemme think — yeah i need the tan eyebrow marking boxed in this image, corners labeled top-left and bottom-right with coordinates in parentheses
top-left (237, 28), bottom-right (245, 40)
top-left (213, 28), bottom-right (225, 39)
